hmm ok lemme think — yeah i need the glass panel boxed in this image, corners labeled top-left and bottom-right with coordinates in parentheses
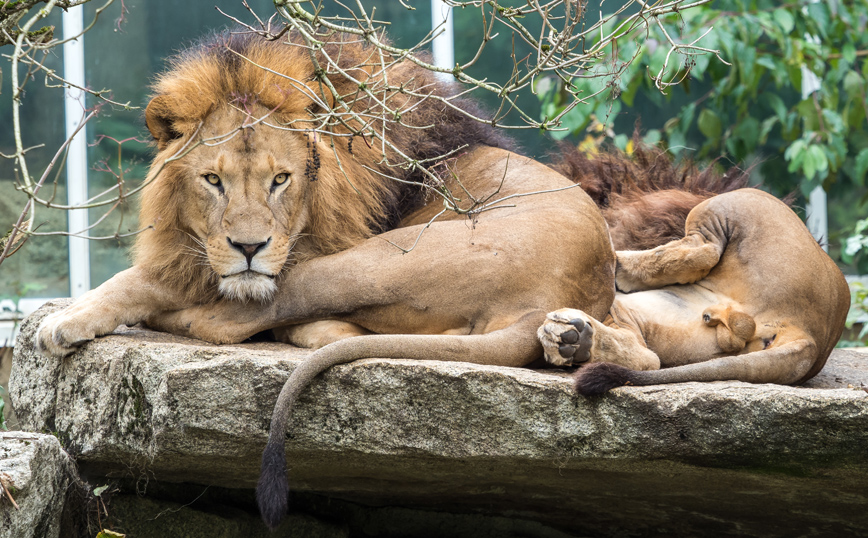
top-left (0, 10), bottom-right (70, 301)
top-left (81, 0), bottom-right (287, 287)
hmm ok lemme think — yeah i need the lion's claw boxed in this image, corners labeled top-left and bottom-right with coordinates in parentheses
top-left (538, 308), bottom-right (595, 367)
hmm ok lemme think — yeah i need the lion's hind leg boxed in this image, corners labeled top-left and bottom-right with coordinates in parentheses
top-left (538, 308), bottom-right (660, 371)
top-left (272, 321), bottom-right (372, 349)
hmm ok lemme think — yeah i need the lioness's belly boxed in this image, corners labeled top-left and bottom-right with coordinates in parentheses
top-left (612, 286), bottom-right (732, 367)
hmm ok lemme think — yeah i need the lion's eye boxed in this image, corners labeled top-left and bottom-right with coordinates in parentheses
top-left (203, 173), bottom-right (221, 187)
top-left (271, 173), bottom-right (291, 193)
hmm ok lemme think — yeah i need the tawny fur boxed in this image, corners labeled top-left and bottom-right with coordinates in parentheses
top-left (135, 31), bottom-right (512, 303)
top-left (36, 30), bottom-right (617, 530)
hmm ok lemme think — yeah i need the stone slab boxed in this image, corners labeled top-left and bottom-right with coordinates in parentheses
top-left (10, 300), bottom-right (868, 536)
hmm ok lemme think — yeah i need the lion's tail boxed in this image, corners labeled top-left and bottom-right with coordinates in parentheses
top-left (257, 312), bottom-right (544, 529)
top-left (573, 338), bottom-right (818, 396)
top-left (552, 140), bottom-right (751, 251)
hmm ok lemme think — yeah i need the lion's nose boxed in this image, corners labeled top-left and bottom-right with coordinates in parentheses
top-left (227, 237), bottom-right (271, 266)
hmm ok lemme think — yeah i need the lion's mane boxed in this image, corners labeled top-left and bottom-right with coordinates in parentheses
top-left (135, 31), bottom-right (513, 301)
top-left (554, 139), bottom-right (751, 251)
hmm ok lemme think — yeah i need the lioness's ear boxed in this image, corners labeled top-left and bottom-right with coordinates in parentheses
top-left (145, 96), bottom-right (181, 150)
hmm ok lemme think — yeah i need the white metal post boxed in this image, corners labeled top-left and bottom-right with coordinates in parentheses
top-left (63, 6), bottom-right (91, 297)
top-left (430, 0), bottom-right (454, 70)
top-left (801, 2), bottom-right (828, 251)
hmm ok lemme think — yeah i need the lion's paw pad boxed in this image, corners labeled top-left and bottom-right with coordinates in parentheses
top-left (538, 309), bottom-right (595, 367)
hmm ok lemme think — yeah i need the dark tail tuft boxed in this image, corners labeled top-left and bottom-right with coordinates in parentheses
top-left (573, 362), bottom-right (635, 396)
top-left (256, 440), bottom-right (289, 530)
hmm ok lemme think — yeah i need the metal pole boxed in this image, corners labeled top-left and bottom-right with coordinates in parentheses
top-left (63, 5), bottom-right (91, 297)
top-left (430, 0), bottom-right (454, 70)
top-left (802, 2), bottom-right (828, 251)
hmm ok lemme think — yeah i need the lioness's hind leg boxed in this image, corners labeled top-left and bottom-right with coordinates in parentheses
top-left (538, 309), bottom-right (660, 370)
top-left (702, 304), bottom-right (756, 353)
top-left (616, 234), bottom-right (723, 292)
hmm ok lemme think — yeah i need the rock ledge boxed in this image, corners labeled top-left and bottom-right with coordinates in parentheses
top-left (10, 300), bottom-right (868, 537)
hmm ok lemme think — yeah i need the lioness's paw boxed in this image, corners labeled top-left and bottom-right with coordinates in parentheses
top-left (537, 308), bottom-right (595, 367)
top-left (36, 311), bottom-right (95, 358)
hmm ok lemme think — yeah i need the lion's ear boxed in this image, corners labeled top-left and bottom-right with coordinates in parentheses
top-left (145, 96), bottom-right (181, 150)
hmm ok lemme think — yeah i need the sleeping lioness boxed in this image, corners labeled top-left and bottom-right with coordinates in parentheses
top-left (538, 187), bottom-right (851, 394)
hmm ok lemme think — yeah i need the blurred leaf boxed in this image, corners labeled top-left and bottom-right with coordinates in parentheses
top-left (698, 108), bottom-right (722, 139)
top-left (785, 140), bottom-right (807, 172)
top-left (855, 148), bottom-right (868, 185)
top-left (733, 116), bottom-right (760, 154)
top-left (643, 129), bottom-right (662, 146)
top-left (763, 93), bottom-right (788, 122)
top-left (759, 117), bottom-right (779, 145)
top-left (773, 8), bottom-right (795, 34)
top-left (844, 70), bottom-right (863, 99)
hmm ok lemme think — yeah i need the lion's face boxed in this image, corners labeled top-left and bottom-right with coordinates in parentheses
top-left (176, 107), bottom-right (311, 302)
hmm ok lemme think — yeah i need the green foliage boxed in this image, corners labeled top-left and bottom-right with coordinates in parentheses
top-left (536, 0), bottom-right (868, 254)
top-left (843, 217), bottom-right (868, 272)
top-left (841, 218), bottom-right (868, 346)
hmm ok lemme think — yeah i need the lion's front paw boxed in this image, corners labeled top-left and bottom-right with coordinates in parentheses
top-left (36, 310), bottom-right (96, 358)
top-left (537, 308), bottom-right (595, 367)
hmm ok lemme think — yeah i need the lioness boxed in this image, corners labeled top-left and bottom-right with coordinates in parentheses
top-left (35, 32), bottom-right (614, 526)
top-left (538, 187), bottom-right (851, 394)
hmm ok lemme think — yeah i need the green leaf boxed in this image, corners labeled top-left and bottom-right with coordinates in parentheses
top-left (679, 103), bottom-right (697, 134)
top-left (594, 100), bottom-right (622, 126)
top-left (755, 56), bottom-right (777, 71)
top-left (844, 70), bottom-right (863, 99)
top-left (806, 3), bottom-right (831, 38)
top-left (614, 134), bottom-right (629, 151)
top-left (855, 148), bottom-right (868, 186)
top-left (698, 108), bottom-right (722, 139)
top-left (763, 93), bottom-right (788, 122)
top-left (803, 144), bottom-right (829, 180)
top-left (785, 140), bottom-right (807, 171)
top-left (668, 130), bottom-right (687, 156)
top-left (534, 77), bottom-right (554, 99)
top-left (759, 117), bottom-right (779, 145)
top-left (773, 9), bottom-right (795, 34)
top-left (643, 129), bottom-right (662, 146)
top-left (822, 109), bottom-right (845, 134)
top-left (843, 43), bottom-right (857, 64)
top-left (733, 116), bottom-right (760, 154)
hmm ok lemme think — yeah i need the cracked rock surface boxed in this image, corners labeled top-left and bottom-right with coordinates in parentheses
top-left (10, 300), bottom-right (868, 537)
top-left (0, 432), bottom-right (79, 538)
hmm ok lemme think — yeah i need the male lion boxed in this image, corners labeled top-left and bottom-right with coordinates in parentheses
top-left (35, 32), bottom-right (615, 526)
top-left (538, 148), bottom-right (851, 395)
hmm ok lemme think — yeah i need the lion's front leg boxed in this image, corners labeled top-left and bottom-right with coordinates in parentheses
top-left (143, 298), bottom-right (279, 345)
top-left (538, 308), bottom-right (660, 371)
top-left (37, 267), bottom-right (189, 358)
